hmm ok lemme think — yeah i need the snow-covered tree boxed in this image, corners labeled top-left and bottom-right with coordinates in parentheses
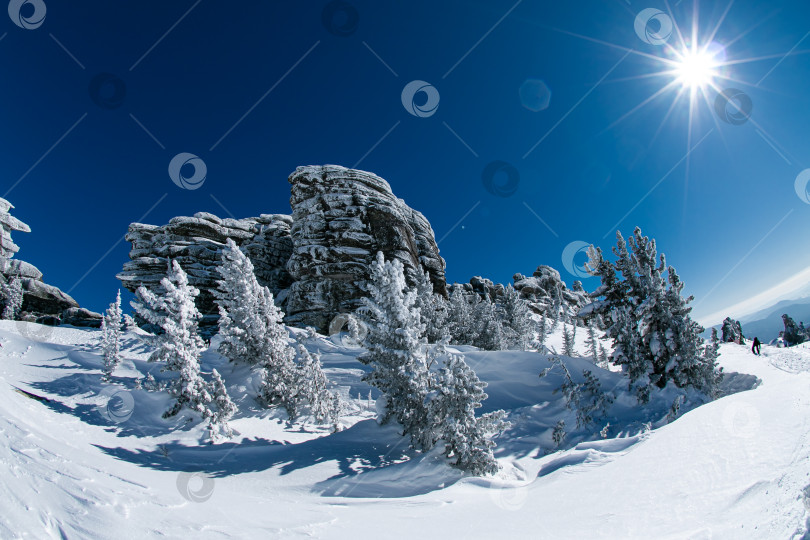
top-left (472, 296), bottom-right (505, 351)
top-left (357, 251), bottom-right (429, 440)
top-left (100, 290), bottom-right (123, 382)
top-left (501, 284), bottom-right (533, 350)
top-left (447, 287), bottom-right (478, 346)
top-left (215, 239), bottom-right (337, 426)
top-left (584, 321), bottom-right (599, 361)
top-left (358, 253), bottom-right (507, 474)
top-left (214, 239), bottom-right (279, 366)
top-left (207, 368), bottom-right (236, 440)
top-left (132, 260), bottom-right (213, 419)
top-left (1, 277), bottom-right (23, 320)
top-left (586, 228), bottom-right (723, 402)
top-left (425, 354), bottom-right (509, 475)
top-left (291, 344), bottom-right (341, 427)
top-left (413, 264), bottom-right (450, 344)
top-left (562, 323), bottom-right (577, 357)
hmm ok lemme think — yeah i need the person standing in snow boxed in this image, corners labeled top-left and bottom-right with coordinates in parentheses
top-left (751, 337), bottom-right (761, 356)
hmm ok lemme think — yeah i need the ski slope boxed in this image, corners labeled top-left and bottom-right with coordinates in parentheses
top-left (0, 321), bottom-right (808, 539)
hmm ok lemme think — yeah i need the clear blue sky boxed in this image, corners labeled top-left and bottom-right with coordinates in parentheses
top-left (2, 0), bottom-right (810, 320)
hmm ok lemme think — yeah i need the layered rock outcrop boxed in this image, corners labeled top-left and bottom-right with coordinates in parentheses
top-left (284, 165), bottom-right (446, 331)
top-left (117, 212), bottom-right (294, 329)
top-left (117, 165), bottom-right (447, 334)
top-left (0, 197), bottom-right (98, 325)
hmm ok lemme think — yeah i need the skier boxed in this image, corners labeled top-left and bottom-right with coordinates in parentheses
top-left (751, 336), bottom-right (761, 356)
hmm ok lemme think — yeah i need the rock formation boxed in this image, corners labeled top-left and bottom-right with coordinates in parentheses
top-left (448, 265), bottom-right (589, 322)
top-left (720, 317), bottom-right (744, 344)
top-left (284, 165), bottom-right (446, 331)
top-left (512, 265), bottom-right (589, 319)
top-left (117, 166), bottom-right (447, 334)
top-left (117, 212), bottom-right (294, 330)
top-left (0, 197), bottom-right (100, 325)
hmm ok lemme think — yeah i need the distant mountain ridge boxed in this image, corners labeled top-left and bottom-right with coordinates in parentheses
top-left (712, 297), bottom-right (810, 342)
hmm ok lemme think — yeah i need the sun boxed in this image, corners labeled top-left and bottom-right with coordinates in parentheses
top-left (672, 47), bottom-right (719, 90)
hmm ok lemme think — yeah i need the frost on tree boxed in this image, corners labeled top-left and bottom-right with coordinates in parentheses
top-left (358, 252), bottom-right (508, 475)
top-left (357, 251), bottom-right (428, 438)
top-left (501, 284), bottom-right (533, 350)
top-left (215, 239), bottom-right (339, 426)
top-left (131, 260), bottom-right (214, 419)
top-left (425, 354), bottom-right (509, 475)
top-left (208, 369), bottom-right (237, 441)
top-left (585, 228), bottom-right (722, 402)
top-left (413, 264), bottom-right (450, 345)
top-left (447, 288), bottom-right (478, 346)
top-left (100, 290), bottom-right (123, 382)
top-left (1, 277), bottom-right (23, 320)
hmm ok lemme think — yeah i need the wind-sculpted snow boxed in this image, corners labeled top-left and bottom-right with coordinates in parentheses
top-left (0, 321), bottom-right (807, 538)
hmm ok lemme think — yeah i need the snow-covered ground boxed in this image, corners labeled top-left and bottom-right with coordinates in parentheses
top-left (0, 321), bottom-right (808, 539)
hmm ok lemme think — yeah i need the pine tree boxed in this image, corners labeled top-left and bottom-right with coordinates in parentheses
top-left (587, 228), bottom-right (722, 402)
top-left (1, 277), bottom-right (23, 320)
top-left (562, 323), bottom-right (576, 357)
top-left (100, 290), bottom-right (123, 381)
top-left (534, 314), bottom-right (548, 350)
top-left (413, 265), bottom-right (450, 344)
top-left (473, 296), bottom-right (505, 351)
top-left (292, 344), bottom-right (341, 426)
top-left (132, 260), bottom-right (212, 419)
top-left (214, 239), bottom-right (279, 366)
top-left (585, 321), bottom-right (599, 361)
top-left (356, 251), bottom-right (429, 441)
top-left (501, 284), bottom-right (533, 350)
top-left (214, 240), bottom-right (337, 425)
top-left (425, 354), bottom-right (509, 475)
top-left (207, 368), bottom-right (236, 440)
top-left (447, 287), bottom-right (478, 346)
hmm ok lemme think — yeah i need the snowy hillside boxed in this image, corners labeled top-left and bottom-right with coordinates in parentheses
top-left (1, 321), bottom-right (808, 539)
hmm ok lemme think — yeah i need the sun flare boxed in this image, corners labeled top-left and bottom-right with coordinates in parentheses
top-left (673, 48), bottom-right (718, 90)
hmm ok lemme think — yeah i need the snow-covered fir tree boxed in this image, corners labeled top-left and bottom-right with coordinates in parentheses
top-left (584, 321), bottom-right (599, 361)
top-left (291, 344), bottom-right (341, 427)
top-left (586, 228), bottom-right (723, 402)
top-left (1, 277), bottom-right (23, 320)
top-left (358, 252), bottom-right (507, 475)
top-left (562, 323), bottom-right (577, 357)
top-left (447, 287), bottom-right (478, 346)
top-left (207, 368), bottom-right (237, 440)
top-left (132, 260), bottom-right (214, 419)
top-left (100, 290), bottom-right (123, 382)
top-left (425, 354), bottom-right (509, 475)
top-left (413, 264), bottom-right (450, 344)
top-left (472, 295), bottom-right (505, 351)
top-left (356, 251), bottom-right (429, 440)
top-left (214, 239), bottom-right (280, 366)
top-left (501, 284), bottom-right (533, 350)
top-left (214, 239), bottom-right (337, 425)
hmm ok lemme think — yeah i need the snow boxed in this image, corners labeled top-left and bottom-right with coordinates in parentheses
top-left (0, 321), bottom-right (808, 538)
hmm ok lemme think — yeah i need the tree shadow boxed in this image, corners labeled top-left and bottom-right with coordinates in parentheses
top-left (94, 419), bottom-right (462, 497)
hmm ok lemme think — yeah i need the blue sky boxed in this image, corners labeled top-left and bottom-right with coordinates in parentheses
top-left (2, 0), bottom-right (810, 323)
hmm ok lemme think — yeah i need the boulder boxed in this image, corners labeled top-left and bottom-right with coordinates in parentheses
top-left (61, 307), bottom-right (103, 328)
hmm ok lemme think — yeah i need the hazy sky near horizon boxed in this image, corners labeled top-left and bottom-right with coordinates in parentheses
top-left (2, 0), bottom-right (810, 318)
